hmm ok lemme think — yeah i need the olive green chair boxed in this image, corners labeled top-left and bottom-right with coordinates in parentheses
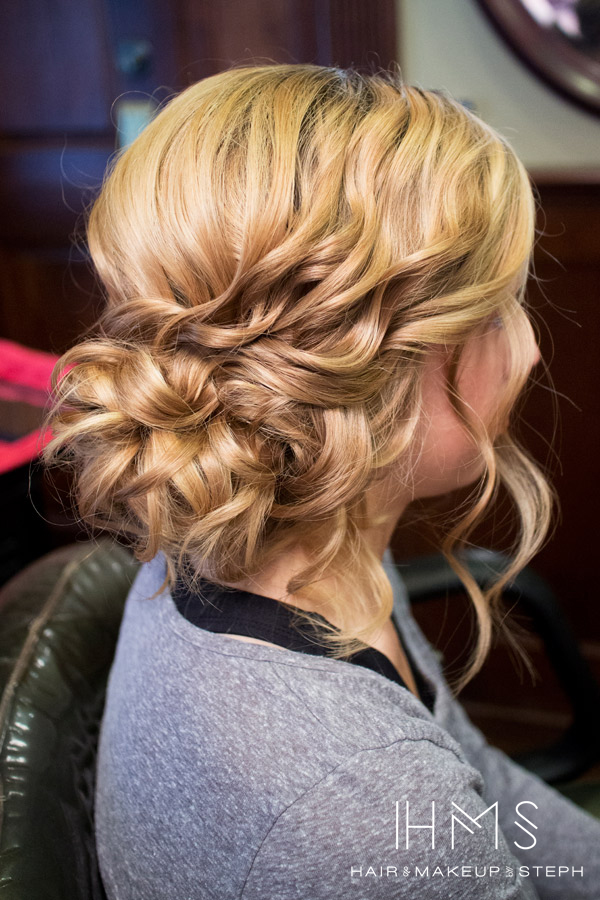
top-left (0, 541), bottom-right (598, 899)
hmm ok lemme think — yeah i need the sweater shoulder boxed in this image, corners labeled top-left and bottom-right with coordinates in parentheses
top-left (95, 559), bottom-right (503, 900)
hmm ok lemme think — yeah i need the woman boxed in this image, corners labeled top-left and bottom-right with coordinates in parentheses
top-left (45, 64), bottom-right (600, 898)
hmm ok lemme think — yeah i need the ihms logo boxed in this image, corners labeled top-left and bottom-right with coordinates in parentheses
top-left (395, 800), bottom-right (539, 851)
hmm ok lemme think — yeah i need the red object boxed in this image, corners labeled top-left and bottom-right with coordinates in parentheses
top-left (0, 339), bottom-right (60, 474)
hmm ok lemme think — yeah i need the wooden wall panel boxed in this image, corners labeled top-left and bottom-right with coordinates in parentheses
top-left (519, 182), bottom-right (600, 638)
top-left (0, 144), bottom-right (112, 249)
top-left (0, 249), bottom-right (102, 354)
top-left (176, 0), bottom-right (317, 81)
top-left (0, 0), bottom-right (114, 134)
top-left (175, 0), bottom-right (397, 84)
top-left (328, 0), bottom-right (398, 70)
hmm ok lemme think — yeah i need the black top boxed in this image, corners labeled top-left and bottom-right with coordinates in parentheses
top-left (172, 576), bottom-right (436, 713)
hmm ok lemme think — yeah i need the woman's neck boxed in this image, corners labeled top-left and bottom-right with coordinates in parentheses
top-left (207, 473), bottom-right (410, 619)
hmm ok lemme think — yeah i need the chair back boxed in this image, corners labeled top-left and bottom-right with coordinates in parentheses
top-left (0, 540), bottom-right (139, 900)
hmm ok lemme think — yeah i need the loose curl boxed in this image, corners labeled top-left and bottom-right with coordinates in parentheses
top-left (44, 64), bottom-right (553, 691)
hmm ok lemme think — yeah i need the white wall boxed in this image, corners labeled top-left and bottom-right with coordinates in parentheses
top-left (397, 0), bottom-right (600, 171)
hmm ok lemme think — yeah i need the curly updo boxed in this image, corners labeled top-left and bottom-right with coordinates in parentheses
top-left (45, 64), bottom-right (552, 689)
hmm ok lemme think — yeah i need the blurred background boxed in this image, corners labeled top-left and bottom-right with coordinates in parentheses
top-left (0, 0), bottom-right (599, 769)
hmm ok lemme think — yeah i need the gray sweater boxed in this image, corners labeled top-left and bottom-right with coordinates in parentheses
top-left (95, 551), bottom-right (600, 899)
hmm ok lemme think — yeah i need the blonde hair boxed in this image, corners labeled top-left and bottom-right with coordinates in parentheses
top-left (44, 64), bottom-right (553, 691)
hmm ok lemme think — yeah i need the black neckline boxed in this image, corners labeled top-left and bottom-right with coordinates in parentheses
top-left (171, 576), bottom-right (436, 713)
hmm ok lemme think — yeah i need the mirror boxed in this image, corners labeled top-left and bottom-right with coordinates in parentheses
top-left (476, 0), bottom-right (600, 115)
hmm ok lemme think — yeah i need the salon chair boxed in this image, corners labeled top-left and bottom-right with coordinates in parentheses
top-left (0, 540), bottom-right (598, 899)
top-left (0, 541), bottom-right (138, 900)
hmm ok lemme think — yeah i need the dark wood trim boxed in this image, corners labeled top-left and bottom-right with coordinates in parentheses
top-left (530, 169), bottom-right (600, 186)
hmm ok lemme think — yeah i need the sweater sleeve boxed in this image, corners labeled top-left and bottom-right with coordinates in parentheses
top-left (441, 698), bottom-right (600, 900)
top-left (381, 553), bottom-right (600, 899)
top-left (241, 738), bottom-right (541, 900)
